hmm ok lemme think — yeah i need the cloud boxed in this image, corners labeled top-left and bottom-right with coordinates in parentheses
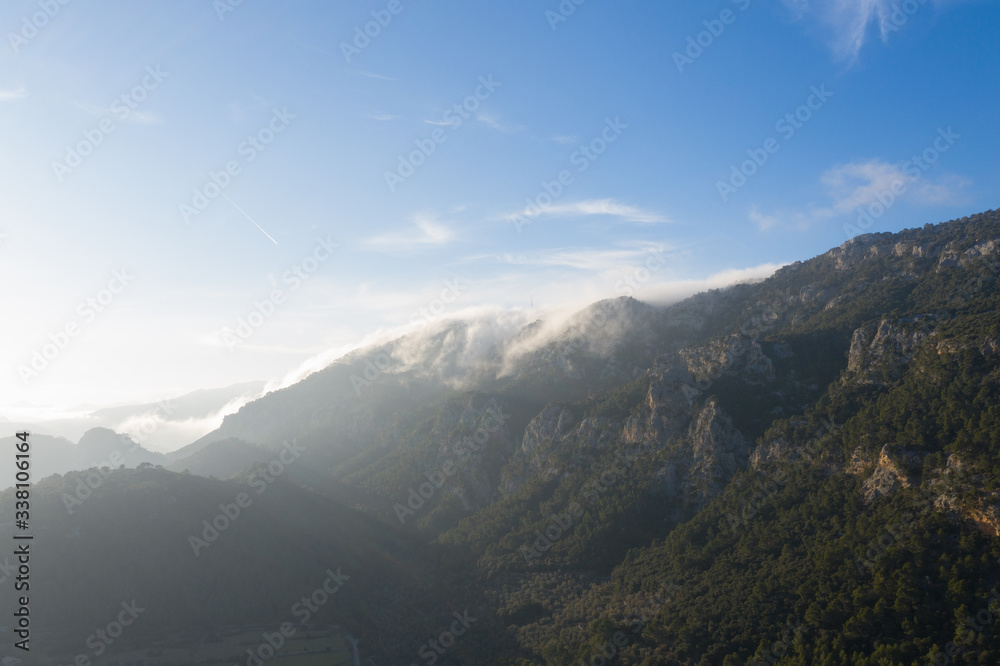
top-left (424, 118), bottom-right (460, 127)
top-left (0, 87), bottom-right (28, 102)
top-left (275, 258), bottom-right (785, 393)
top-left (495, 243), bottom-right (672, 272)
top-left (505, 198), bottom-right (670, 225)
top-left (368, 113), bottom-right (401, 121)
top-left (748, 207), bottom-right (781, 232)
top-left (123, 110), bottom-right (163, 125)
top-left (751, 158), bottom-right (970, 231)
top-left (365, 213), bottom-right (454, 248)
top-left (477, 113), bottom-right (523, 134)
top-left (551, 134), bottom-right (578, 145)
top-left (782, 0), bottom-right (935, 60)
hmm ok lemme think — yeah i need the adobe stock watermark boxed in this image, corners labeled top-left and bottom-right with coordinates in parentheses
top-left (881, 0), bottom-right (931, 37)
top-left (384, 76), bottom-right (501, 192)
top-left (179, 107), bottom-right (295, 223)
top-left (57, 600), bottom-right (144, 663)
top-left (673, 0), bottom-right (752, 73)
top-left (510, 117), bottom-right (629, 233)
top-left (851, 489), bottom-right (936, 577)
top-left (349, 350), bottom-right (395, 396)
top-left (188, 440), bottom-right (305, 556)
top-left (717, 84), bottom-right (833, 202)
top-left (341, 0), bottom-right (410, 62)
top-left (843, 127), bottom-right (960, 238)
top-left (7, 0), bottom-right (71, 54)
top-left (521, 445), bottom-right (642, 563)
top-left (614, 246), bottom-right (669, 297)
top-left (242, 567), bottom-right (350, 666)
top-left (927, 585), bottom-right (999, 665)
top-left (410, 277), bottom-right (465, 327)
top-left (18, 269), bottom-right (133, 385)
top-left (749, 618), bottom-right (806, 666)
top-left (220, 236), bottom-right (337, 351)
top-left (213, 0), bottom-right (245, 21)
top-left (393, 406), bottom-right (510, 524)
top-left (546, 0), bottom-right (587, 30)
top-left (52, 65), bottom-right (168, 182)
top-left (409, 610), bottom-right (477, 666)
top-left (725, 417), bottom-right (838, 532)
top-left (574, 579), bottom-right (681, 666)
top-left (552, 299), bottom-right (616, 378)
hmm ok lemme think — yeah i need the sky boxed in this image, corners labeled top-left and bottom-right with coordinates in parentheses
top-left (0, 0), bottom-right (997, 427)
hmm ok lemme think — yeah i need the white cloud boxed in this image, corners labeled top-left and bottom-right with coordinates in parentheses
top-left (365, 213), bottom-right (454, 248)
top-left (495, 243), bottom-right (672, 272)
top-left (123, 110), bottom-right (163, 125)
top-left (424, 118), bottom-right (460, 127)
top-left (477, 113), bottom-right (523, 134)
top-left (783, 0), bottom-right (937, 60)
top-left (748, 206), bottom-right (781, 232)
top-left (0, 87), bottom-right (28, 102)
top-left (821, 160), bottom-right (917, 212)
top-left (751, 158), bottom-right (969, 231)
top-left (505, 198), bottom-right (670, 225)
top-left (368, 113), bottom-right (401, 121)
top-left (551, 134), bottom-right (578, 145)
top-left (272, 259), bottom-right (786, 394)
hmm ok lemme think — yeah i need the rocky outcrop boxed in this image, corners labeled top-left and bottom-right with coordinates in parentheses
top-left (861, 445), bottom-right (921, 503)
top-left (501, 351), bottom-right (750, 513)
top-left (500, 406), bottom-right (619, 496)
top-left (679, 398), bottom-right (749, 509)
top-left (679, 334), bottom-right (775, 387)
top-left (845, 319), bottom-right (933, 384)
top-left (415, 395), bottom-right (516, 513)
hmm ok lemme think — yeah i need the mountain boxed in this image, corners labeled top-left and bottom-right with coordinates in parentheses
top-left (2, 381), bottom-right (266, 454)
top-left (0, 465), bottom-right (500, 664)
top-left (0, 427), bottom-right (166, 490)
top-left (13, 209), bottom-right (1000, 664)
top-left (89, 380), bottom-right (266, 423)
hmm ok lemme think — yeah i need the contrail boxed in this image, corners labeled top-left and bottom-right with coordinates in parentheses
top-left (221, 193), bottom-right (278, 245)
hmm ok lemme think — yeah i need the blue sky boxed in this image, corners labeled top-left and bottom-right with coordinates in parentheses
top-left (1, 0), bottom-right (997, 423)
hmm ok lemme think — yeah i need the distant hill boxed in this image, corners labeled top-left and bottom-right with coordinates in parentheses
top-left (3, 381), bottom-right (266, 454)
top-left (0, 427), bottom-right (165, 490)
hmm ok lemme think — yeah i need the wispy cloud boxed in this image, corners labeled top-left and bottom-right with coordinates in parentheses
top-left (505, 198), bottom-right (670, 225)
top-left (368, 113), bottom-right (401, 121)
top-left (782, 0), bottom-right (937, 60)
top-left (124, 110), bottom-right (163, 125)
top-left (424, 118), bottom-right (460, 127)
top-left (365, 214), bottom-right (454, 249)
top-left (551, 134), bottom-right (578, 145)
top-left (751, 158), bottom-right (970, 231)
top-left (0, 87), bottom-right (28, 102)
top-left (495, 243), bottom-right (672, 272)
top-left (477, 113), bottom-right (523, 134)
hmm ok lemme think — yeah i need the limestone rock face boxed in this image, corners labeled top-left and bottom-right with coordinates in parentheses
top-left (861, 445), bottom-right (921, 503)
top-left (679, 398), bottom-right (749, 510)
top-left (417, 395), bottom-right (516, 513)
top-left (501, 336), bottom-right (757, 513)
top-left (846, 319), bottom-right (931, 384)
top-left (680, 334), bottom-right (775, 387)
